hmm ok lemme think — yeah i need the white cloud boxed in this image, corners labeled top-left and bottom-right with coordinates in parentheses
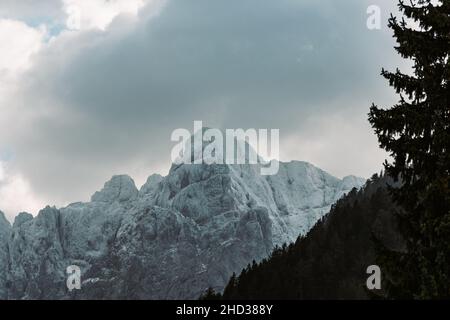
top-left (63, 0), bottom-right (147, 31)
top-left (0, 162), bottom-right (4, 181)
top-left (280, 107), bottom-right (390, 179)
top-left (0, 162), bottom-right (44, 222)
top-left (0, 0), bottom-right (164, 219)
top-left (0, 19), bottom-right (46, 77)
top-left (0, 19), bottom-right (47, 165)
top-left (0, 0), bottom-right (63, 22)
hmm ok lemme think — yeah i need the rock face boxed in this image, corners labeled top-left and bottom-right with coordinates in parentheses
top-left (0, 211), bottom-right (11, 299)
top-left (0, 161), bottom-right (365, 299)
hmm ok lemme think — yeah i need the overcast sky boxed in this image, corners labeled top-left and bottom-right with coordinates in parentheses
top-left (0, 0), bottom-right (407, 221)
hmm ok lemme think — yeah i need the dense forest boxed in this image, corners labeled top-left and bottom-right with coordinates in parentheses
top-left (201, 174), bottom-right (404, 299)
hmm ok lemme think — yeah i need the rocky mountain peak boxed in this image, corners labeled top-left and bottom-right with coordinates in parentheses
top-left (12, 212), bottom-right (33, 228)
top-left (91, 175), bottom-right (138, 203)
top-left (139, 173), bottom-right (164, 196)
top-left (0, 157), bottom-right (365, 299)
top-left (0, 211), bottom-right (10, 230)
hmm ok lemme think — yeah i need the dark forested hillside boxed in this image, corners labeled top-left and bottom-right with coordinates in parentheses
top-left (202, 174), bottom-right (404, 300)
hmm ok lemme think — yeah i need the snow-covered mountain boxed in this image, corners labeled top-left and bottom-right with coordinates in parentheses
top-left (0, 157), bottom-right (365, 299)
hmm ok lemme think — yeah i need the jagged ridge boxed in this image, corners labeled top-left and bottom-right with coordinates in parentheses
top-left (0, 160), bottom-right (365, 299)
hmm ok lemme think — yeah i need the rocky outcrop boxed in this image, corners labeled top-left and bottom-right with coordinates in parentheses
top-left (0, 211), bottom-right (10, 299)
top-left (0, 161), bottom-right (364, 299)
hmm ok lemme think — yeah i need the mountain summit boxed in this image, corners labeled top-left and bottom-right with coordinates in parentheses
top-left (0, 159), bottom-right (364, 299)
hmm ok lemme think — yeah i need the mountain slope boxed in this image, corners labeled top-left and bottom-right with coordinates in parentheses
top-left (215, 175), bottom-right (404, 300)
top-left (0, 161), bottom-right (364, 299)
top-left (0, 211), bottom-right (10, 299)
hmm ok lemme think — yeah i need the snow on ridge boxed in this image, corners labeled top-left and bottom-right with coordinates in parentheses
top-left (0, 157), bottom-right (365, 299)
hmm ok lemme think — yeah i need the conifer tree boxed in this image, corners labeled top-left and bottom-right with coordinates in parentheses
top-left (199, 287), bottom-right (221, 300)
top-left (369, 0), bottom-right (450, 299)
top-left (222, 273), bottom-right (238, 298)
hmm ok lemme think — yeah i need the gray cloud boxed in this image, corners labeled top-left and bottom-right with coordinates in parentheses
top-left (0, 0), bottom-right (63, 27)
top-left (1, 0), bottom-right (405, 213)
